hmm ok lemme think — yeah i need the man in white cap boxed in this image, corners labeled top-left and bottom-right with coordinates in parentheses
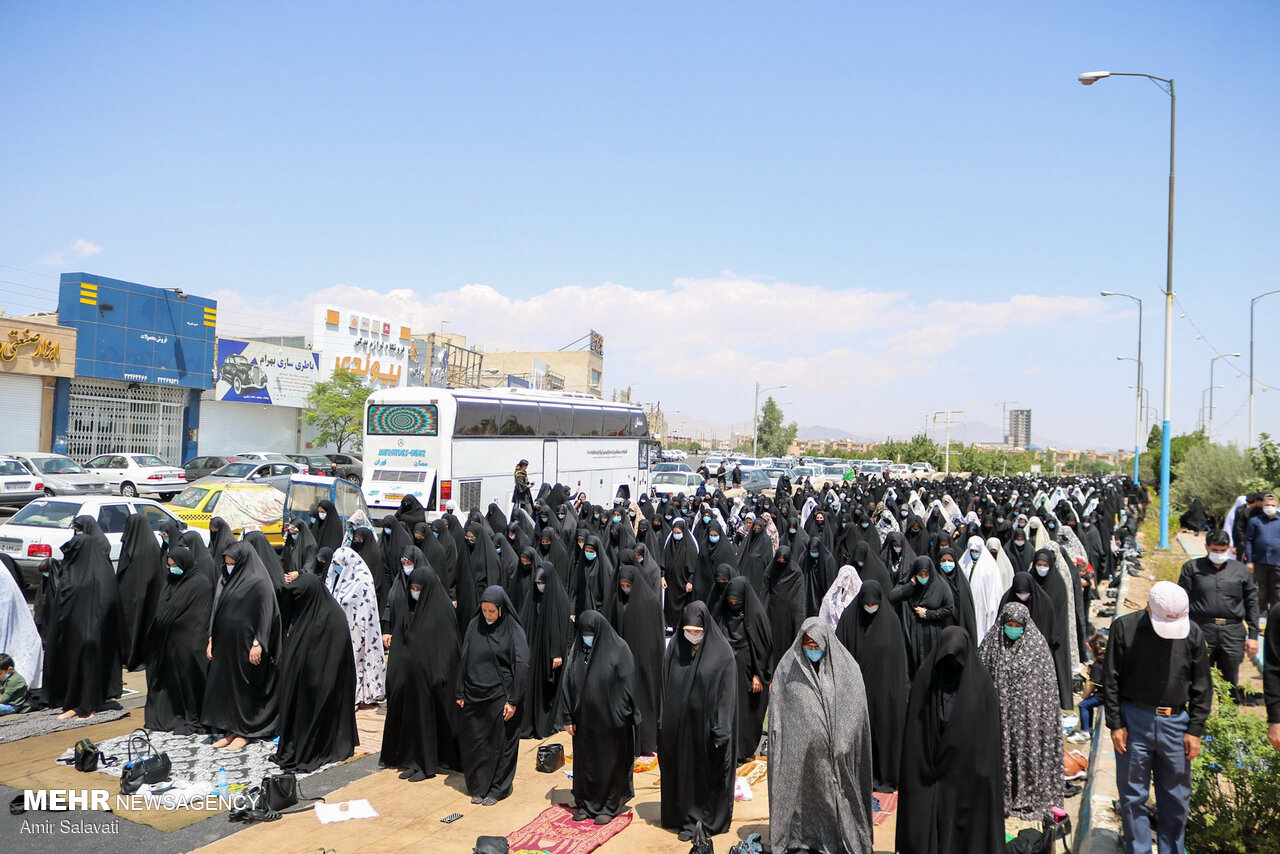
top-left (1102, 580), bottom-right (1211, 854)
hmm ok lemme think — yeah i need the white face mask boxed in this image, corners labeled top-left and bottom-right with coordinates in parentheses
top-left (1016, 591), bottom-right (1031, 601)
top-left (683, 629), bottom-right (704, 645)
top-left (402, 562), bottom-right (413, 576)
top-left (410, 587), bottom-right (421, 601)
top-left (1035, 564), bottom-right (1050, 577)
top-left (536, 582), bottom-right (546, 592)
top-left (1265, 505), bottom-right (1278, 518)
top-left (1207, 551), bottom-right (1229, 566)
top-left (317, 511), bottom-right (327, 521)
top-left (673, 531), bottom-right (684, 541)
top-left (864, 604), bottom-right (879, 615)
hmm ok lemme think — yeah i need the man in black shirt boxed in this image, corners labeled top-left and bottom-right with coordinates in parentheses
top-left (1178, 529), bottom-right (1260, 702)
top-left (1102, 581), bottom-right (1211, 854)
top-left (1233, 492), bottom-right (1262, 562)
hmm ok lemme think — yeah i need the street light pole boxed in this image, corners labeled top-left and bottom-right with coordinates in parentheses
top-left (1080, 70), bottom-right (1176, 548)
top-left (1207, 353), bottom-right (1241, 441)
top-left (932, 410), bottom-right (963, 475)
top-left (1103, 292), bottom-right (1143, 484)
top-left (1250, 290), bottom-right (1280, 448)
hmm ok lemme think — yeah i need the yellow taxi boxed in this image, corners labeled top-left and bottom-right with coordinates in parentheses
top-left (168, 482), bottom-right (286, 547)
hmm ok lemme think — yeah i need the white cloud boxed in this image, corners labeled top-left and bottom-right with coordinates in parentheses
top-left (39, 239), bottom-right (103, 266)
top-left (214, 273), bottom-right (1115, 444)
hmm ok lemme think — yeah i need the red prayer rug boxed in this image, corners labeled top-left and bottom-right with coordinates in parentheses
top-left (871, 791), bottom-right (899, 827)
top-left (506, 804), bottom-right (633, 854)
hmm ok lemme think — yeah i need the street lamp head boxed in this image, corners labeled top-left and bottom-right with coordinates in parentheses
top-left (1100, 290), bottom-right (1115, 296)
top-left (1079, 71), bottom-right (1112, 85)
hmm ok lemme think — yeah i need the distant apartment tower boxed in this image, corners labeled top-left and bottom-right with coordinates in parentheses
top-left (1008, 409), bottom-right (1032, 448)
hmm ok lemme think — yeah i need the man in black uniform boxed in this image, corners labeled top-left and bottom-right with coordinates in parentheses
top-left (1102, 581), bottom-right (1211, 854)
top-left (1233, 492), bottom-right (1262, 562)
top-left (1178, 529), bottom-right (1260, 702)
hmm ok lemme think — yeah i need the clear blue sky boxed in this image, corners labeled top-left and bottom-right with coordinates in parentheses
top-left (2, 2), bottom-right (1277, 450)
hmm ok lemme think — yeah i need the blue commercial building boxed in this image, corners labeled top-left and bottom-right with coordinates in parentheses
top-left (52, 273), bottom-right (216, 465)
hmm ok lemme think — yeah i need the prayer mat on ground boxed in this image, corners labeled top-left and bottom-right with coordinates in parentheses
top-left (506, 804), bottom-right (633, 854)
top-left (0, 702), bottom-right (130, 744)
top-left (871, 791), bottom-right (898, 827)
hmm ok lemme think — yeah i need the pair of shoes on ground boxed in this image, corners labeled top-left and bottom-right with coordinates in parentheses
top-left (469, 796), bottom-right (497, 806)
top-left (1067, 730), bottom-right (1092, 744)
top-left (571, 810), bottom-right (611, 825)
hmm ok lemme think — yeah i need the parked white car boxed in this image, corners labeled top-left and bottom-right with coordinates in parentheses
top-left (0, 457), bottom-right (44, 507)
top-left (83, 453), bottom-right (187, 499)
top-left (651, 471), bottom-right (704, 498)
top-left (0, 495), bottom-right (207, 585)
top-left (7, 452), bottom-right (112, 497)
top-left (886, 463), bottom-right (912, 478)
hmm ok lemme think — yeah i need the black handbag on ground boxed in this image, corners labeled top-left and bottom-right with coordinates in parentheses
top-left (690, 820), bottom-right (714, 854)
top-left (262, 773), bottom-right (299, 811)
top-left (474, 836), bottom-right (508, 854)
top-left (119, 729), bottom-right (171, 794)
top-left (227, 786), bottom-right (281, 823)
top-left (535, 743), bottom-right (564, 773)
top-left (60, 737), bottom-right (116, 773)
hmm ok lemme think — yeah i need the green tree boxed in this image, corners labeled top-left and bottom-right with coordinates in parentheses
top-left (755, 396), bottom-right (798, 458)
top-left (1171, 442), bottom-right (1255, 519)
top-left (1247, 432), bottom-right (1280, 492)
top-left (303, 368), bottom-right (373, 454)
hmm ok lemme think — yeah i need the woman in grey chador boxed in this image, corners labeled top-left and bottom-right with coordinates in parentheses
top-left (767, 616), bottom-right (874, 854)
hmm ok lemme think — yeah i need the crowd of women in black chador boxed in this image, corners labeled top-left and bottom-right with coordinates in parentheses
top-left (22, 471), bottom-right (1137, 845)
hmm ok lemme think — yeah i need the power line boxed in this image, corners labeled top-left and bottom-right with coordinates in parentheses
top-left (1174, 295), bottom-right (1276, 393)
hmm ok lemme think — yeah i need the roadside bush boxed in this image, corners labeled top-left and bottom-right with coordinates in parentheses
top-left (1170, 442), bottom-right (1255, 519)
top-left (1187, 672), bottom-right (1280, 853)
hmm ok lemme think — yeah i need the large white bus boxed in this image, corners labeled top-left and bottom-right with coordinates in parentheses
top-left (360, 386), bottom-right (655, 517)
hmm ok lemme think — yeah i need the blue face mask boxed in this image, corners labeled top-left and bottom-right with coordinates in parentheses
top-left (804, 648), bottom-right (824, 663)
top-left (916, 574), bottom-right (930, 586)
top-left (810, 551), bottom-right (819, 559)
top-left (1004, 625), bottom-right (1025, 641)
top-left (169, 566), bottom-right (183, 576)
top-left (940, 561), bottom-right (955, 573)
top-left (703, 515), bottom-right (711, 524)
top-left (709, 534), bottom-right (720, 544)
top-left (582, 635), bottom-right (595, 647)
top-left (585, 552), bottom-right (597, 561)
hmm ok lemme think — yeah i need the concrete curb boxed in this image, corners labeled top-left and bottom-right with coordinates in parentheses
top-left (1074, 560), bottom-right (1132, 854)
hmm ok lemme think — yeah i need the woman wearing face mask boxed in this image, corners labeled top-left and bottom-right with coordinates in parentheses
top-left (282, 517), bottom-right (318, 581)
top-left (559, 610), bottom-right (639, 824)
top-left (836, 579), bottom-right (907, 790)
top-left (799, 535), bottom-right (840, 619)
top-left (880, 531), bottom-right (917, 584)
top-left (459, 522), bottom-right (503, 626)
top-left (714, 576), bottom-right (773, 765)
top-left (273, 571), bottom-right (358, 772)
top-left (658, 601), bottom-right (737, 842)
top-left (144, 547), bottom-right (212, 734)
top-left (764, 546), bottom-right (807, 672)
top-left (769, 618), bottom-right (874, 854)
top-left (327, 546), bottom-right (385, 707)
top-left (735, 516), bottom-right (774, 599)
top-left (350, 524), bottom-right (385, 605)
top-left (202, 542), bottom-right (281, 750)
top-left (890, 557), bottom-right (958, 678)
top-left (455, 586), bottom-right (529, 805)
top-left (1003, 525), bottom-right (1035, 576)
top-left (695, 522), bottom-right (736, 603)
top-left (661, 518), bottom-right (699, 631)
top-left (607, 563), bottom-right (664, 755)
top-left (897, 627), bottom-right (1005, 854)
top-left (517, 564), bottom-right (572, 738)
top-left (492, 531), bottom-right (520, 602)
top-left (581, 533), bottom-right (616, 617)
top-left (381, 559), bottom-right (461, 781)
top-left (935, 546), bottom-right (978, 642)
top-left (1025, 550), bottom-right (1076, 711)
top-left (961, 534), bottom-right (1005, 638)
top-left (311, 499), bottom-right (343, 553)
top-left (116, 512), bottom-right (164, 672)
top-left (985, 535), bottom-right (1016, 590)
top-left (977, 601), bottom-right (1064, 820)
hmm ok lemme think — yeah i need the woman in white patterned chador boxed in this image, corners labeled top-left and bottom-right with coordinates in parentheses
top-left (327, 546), bottom-right (386, 706)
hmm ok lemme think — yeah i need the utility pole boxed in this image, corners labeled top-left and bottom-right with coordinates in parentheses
top-left (994, 400), bottom-right (1018, 446)
top-left (932, 410), bottom-right (963, 476)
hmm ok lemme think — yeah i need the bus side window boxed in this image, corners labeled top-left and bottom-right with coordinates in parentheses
top-left (574, 407), bottom-right (603, 437)
top-left (499, 403), bottom-right (539, 436)
top-left (601, 409), bottom-right (629, 437)
top-left (539, 405), bottom-right (572, 437)
top-left (455, 400), bottom-right (500, 435)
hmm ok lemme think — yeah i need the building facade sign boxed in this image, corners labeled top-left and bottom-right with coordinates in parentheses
top-left (312, 305), bottom-right (413, 389)
top-left (214, 338), bottom-right (321, 407)
top-left (57, 273), bottom-right (216, 389)
top-left (0, 319), bottom-right (76, 378)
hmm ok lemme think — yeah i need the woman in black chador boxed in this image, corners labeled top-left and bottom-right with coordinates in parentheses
top-left (380, 559), bottom-right (461, 781)
top-left (658, 601), bottom-right (736, 841)
top-left (272, 572), bottom-right (357, 772)
top-left (203, 542), bottom-right (281, 750)
top-left (455, 586), bottom-right (529, 805)
top-left (144, 547), bottom-right (212, 734)
top-left (559, 610), bottom-right (639, 824)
